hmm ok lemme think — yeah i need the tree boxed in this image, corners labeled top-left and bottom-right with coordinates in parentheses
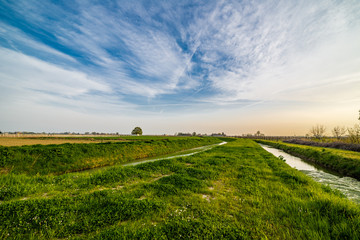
top-left (192, 132), bottom-right (196, 136)
top-left (348, 124), bottom-right (360, 144)
top-left (309, 125), bottom-right (326, 139)
top-left (131, 127), bottom-right (143, 135)
top-left (254, 131), bottom-right (264, 137)
top-left (332, 126), bottom-right (346, 140)
top-left (346, 110), bottom-right (360, 143)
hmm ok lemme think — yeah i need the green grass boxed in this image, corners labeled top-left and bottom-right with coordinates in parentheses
top-left (1, 139), bottom-right (359, 239)
top-left (0, 137), bottom-right (221, 175)
top-left (255, 139), bottom-right (360, 180)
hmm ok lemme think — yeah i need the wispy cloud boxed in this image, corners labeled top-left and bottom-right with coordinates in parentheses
top-left (0, 22), bottom-right (77, 64)
top-left (1, 0), bottom-right (360, 133)
top-left (186, 0), bottom-right (360, 103)
top-left (1, 0), bottom-right (200, 100)
top-left (0, 48), bottom-right (125, 113)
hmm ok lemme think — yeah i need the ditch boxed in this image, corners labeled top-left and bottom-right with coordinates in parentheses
top-left (259, 144), bottom-right (360, 204)
top-left (122, 141), bottom-right (227, 166)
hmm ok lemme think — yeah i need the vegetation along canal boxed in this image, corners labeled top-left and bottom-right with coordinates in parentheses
top-left (259, 144), bottom-right (360, 204)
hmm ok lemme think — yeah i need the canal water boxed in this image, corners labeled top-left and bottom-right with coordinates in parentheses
top-left (122, 141), bottom-right (227, 166)
top-left (81, 142), bottom-right (227, 174)
top-left (259, 144), bottom-right (360, 204)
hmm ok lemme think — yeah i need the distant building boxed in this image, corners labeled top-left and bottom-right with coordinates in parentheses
top-left (177, 132), bottom-right (192, 137)
top-left (211, 132), bottom-right (226, 137)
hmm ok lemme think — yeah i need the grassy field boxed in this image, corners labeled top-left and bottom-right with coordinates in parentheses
top-left (1, 139), bottom-right (359, 239)
top-left (255, 140), bottom-right (360, 180)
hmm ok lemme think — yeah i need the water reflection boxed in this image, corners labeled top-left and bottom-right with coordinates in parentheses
top-left (260, 144), bottom-right (320, 171)
top-left (259, 144), bottom-right (360, 204)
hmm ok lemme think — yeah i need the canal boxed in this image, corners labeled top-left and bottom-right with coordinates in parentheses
top-left (260, 144), bottom-right (360, 204)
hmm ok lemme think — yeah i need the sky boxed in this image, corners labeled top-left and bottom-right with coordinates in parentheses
top-left (0, 0), bottom-right (360, 136)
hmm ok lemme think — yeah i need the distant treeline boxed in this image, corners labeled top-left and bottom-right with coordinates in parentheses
top-left (238, 136), bottom-right (305, 141)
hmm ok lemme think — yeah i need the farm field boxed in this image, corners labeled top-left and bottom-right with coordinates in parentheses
top-left (255, 140), bottom-right (360, 180)
top-left (1, 138), bottom-right (359, 239)
top-left (0, 137), bottom-right (121, 147)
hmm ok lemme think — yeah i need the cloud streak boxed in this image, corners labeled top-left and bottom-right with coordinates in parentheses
top-left (186, 0), bottom-right (360, 103)
top-left (1, 0), bottom-right (360, 133)
top-left (0, 48), bottom-right (127, 114)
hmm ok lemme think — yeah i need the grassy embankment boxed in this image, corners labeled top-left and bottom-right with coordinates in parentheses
top-left (1, 139), bottom-right (359, 239)
top-left (0, 135), bottom-right (187, 147)
top-left (0, 137), bottom-right (221, 175)
top-left (284, 139), bottom-right (360, 152)
top-left (255, 140), bottom-right (360, 180)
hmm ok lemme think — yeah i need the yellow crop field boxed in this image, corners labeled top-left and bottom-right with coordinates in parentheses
top-left (0, 136), bottom-right (123, 146)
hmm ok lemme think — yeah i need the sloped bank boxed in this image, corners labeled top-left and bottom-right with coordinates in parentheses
top-left (255, 140), bottom-right (360, 180)
top-left (0, 137), bottom-right (222, 175)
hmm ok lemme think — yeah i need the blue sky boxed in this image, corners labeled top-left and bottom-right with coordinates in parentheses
top-left (1, 0), bottom-right (360, 135)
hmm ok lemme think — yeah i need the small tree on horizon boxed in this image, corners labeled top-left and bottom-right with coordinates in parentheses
top-left (254, 131), bottom-right (264, 137)
top-left (131, 127), bottom-right (143, 135)
top-left (309, 125), bottom-right (326, 139)
top-left (347, 110), bottom-right (360, 143)
top-left (348, 124), bottom-right (360, 144)
top-left (332, 126), bottom-right (346, 140)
